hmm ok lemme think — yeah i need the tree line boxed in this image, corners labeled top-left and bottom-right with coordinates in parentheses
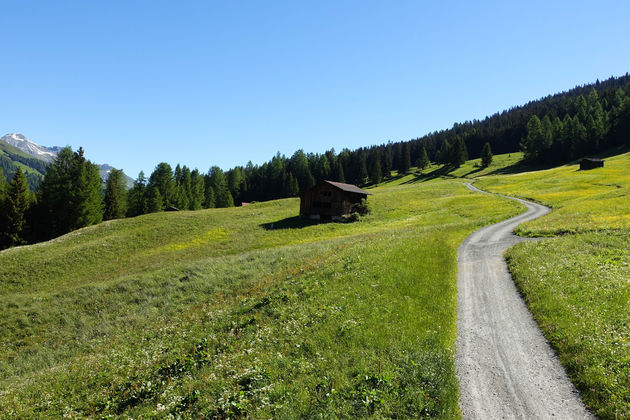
top-left (1, 74), bottom-right (629, 250)
top-left (522, 87), bottom-right (630, 163)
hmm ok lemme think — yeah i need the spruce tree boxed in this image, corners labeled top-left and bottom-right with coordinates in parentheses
top-left (148, 163), bottom-right (175, 208)
top-left (399, 143), bottom-right (411, 173)
top-left (416, 146), bottom-right (429, 170)
top-left (333, 161), bottom-right (345, 183)
top-left (72, 148), bottom-right (104, 229)
top-left (289, 150), bottom-right (315, 190)
top-left (203, 183), bottom-right (215, 208)
top-left (285, 172), bottom-right (299, 197)
top-left (127, 171), bottom-right (147, 217)
top-left (369, 154), bottom-right (382, 184)
top-left (145, 186), bottom-right (163, 213)
top-left (437, 140), bottom-right (453, 165)
top-left (2, 168), bottom-right (31, 247)
top-left (357, 151), bottom-right (368, 184)
top-left (190, 169), bottom-right (205, 210)
top-left (39, 147), bottom-right (103, 238)
top-left (522, 115), bottom-right (544, 162)
top-left (207, 166), bottom-right (234, 208)
top-left (382, 145), bottom-right (393, 176)
top-left (481, 142), bottom-right (493, 167)
top-left (103, 169), bottom-right (128, 220)
top-left (451, 137), bottom-right (468, 167)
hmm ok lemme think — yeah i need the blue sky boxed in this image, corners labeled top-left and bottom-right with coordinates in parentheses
top-left (2, 1), bottom-right (629, 177)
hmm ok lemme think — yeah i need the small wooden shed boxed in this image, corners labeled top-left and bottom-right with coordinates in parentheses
top-left (580, 158), bottom-right (604, 170)
top-left (300, 180), bottom-right (371, 219)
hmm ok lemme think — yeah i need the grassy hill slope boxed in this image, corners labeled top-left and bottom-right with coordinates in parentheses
top-left (0, 176), bottom-right (523, 417)
top-left (477, 148), bottom-right (630, 419)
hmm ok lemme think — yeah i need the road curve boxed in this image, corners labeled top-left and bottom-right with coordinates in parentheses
top-left (456, 183), bottom-right (592, 419)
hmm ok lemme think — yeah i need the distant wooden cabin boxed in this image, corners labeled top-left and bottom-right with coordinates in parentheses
top-left (299, 180), bottom-right (371, 219)
top-left (580, 158), bottom-right (604, 170)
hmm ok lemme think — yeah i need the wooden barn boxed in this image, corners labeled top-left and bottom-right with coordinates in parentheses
top-left (300, 180), bottom-right (371, 219)
top-left (580, 158), bottom-right (604, 170)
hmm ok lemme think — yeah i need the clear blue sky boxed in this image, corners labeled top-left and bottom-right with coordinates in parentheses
top-left (2, 0), bottom-right (629, 177)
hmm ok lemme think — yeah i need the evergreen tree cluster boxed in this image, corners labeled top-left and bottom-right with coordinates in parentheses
top-left (2, 74), bottom-right (630, 250)
top-left (0, 167), bottom-right (33, 248)
top-left (522, 87), bottom-right (630, 163)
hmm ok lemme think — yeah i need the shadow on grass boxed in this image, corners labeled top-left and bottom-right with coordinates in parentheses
top-left (260, 216), bottom-right (326, 230)
top-left (363, 173), bottom-right (407, 189)
top-left (459, 166), bottom-right (485, 178)
top-left (488, 145), bottom-right (630, 176)
top-left (400, 165), bottom-right (456, 184)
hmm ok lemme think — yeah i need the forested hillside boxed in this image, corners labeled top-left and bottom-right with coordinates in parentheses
top-left (1, 74), bottom-right (629, 250)
top-left (232, 73), bottom-right (630, 203)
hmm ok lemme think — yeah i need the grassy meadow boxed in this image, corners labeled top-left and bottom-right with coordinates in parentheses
top-left (0, 176), bottom-right (523, 417)
top-left (477, 149), bottom-right (630, 419)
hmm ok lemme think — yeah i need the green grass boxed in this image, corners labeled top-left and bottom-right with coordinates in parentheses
top-left (0, 177), bottom-right (523, 418)
top-left (448, 152), bottom-right (524, 179)
top-left (477, 149), bottom-right (630, 419)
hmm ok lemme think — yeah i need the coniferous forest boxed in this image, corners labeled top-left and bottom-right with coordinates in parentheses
top-left (1, 74), bottom-right (630, 250)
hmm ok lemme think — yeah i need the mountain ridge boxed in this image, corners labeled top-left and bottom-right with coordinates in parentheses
top-left (0, 133), bottom-right (134, 188)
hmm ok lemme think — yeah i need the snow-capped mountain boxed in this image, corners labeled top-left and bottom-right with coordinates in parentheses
top-left (1, 133), bottom-right (63, 162)
top-left (1, 133), bottom-right (134, 187)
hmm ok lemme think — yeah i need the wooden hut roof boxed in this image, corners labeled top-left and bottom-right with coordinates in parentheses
top-left (318, 180), bottom-right (372, 195)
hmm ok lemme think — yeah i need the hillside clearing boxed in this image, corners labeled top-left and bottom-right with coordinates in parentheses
top-left (0, 177), bottom-right (522, 417)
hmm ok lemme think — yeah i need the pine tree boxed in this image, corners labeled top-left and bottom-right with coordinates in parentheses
top-left (207, 166), bottom-right (234, 208)
top-left (173, 164), bottom-right (191, 210)
top-left (73, 148), bottom-right (104, 229)
top-left (399, 143), bottom-right (411, 173)
top-left (289, 150), bottom-right (315, 190)
top-left (203, 183), bottom-right (215, 208)
top-left (127, 171), bottom-right (147, 217)
top-left (612, 96), bottom-right (630, 146)
top-left (190, 169), bottom-right (205, 210)
top-left (285, 172), bottom-right (299, 197)
top-left (369, 153), bottom-right (382, 184)
top-left (103, 169), bottom-right (128, 220)
top-left (357, 151), bottom-right (368, 184)
top-left (588, 102), bottom-right (606, 150)
top-left (382, 145), bottom-right (393, 176)
top-left (227, 167), bottom-right (244, 204)
top-left (314, 154), bottom-right (331, 181)
top-left (541, 115), bottom-right (554, 158)
top-left (148, 163), bottom-right (175, 208)
top-left (1, 168), bottom-right (31, 248)
top-left (332, 161), bottom-right (345, 183)
top-left (437, 140), bottom-right (452, 165)
top-left (416, 146), bottom-right (430, 170)
top-left (451, 137), bottom-right (468, 167)
top-left (522, 115), bottom-right (544, 162)
top-left (39, 147), bottom-right (103, 238)
top-left (145, 186), bottom-right (163, 213)
top-left (481, 142), bottom-right (493, 167)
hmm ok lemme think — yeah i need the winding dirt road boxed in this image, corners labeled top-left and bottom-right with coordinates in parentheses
top-left (456, 183), bottom-right (592, 419)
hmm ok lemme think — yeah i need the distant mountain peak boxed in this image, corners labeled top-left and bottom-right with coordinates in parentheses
top-left (1, 133), bottom-right (61, 162)
top-left (1, 133), bottom-right (134, 188)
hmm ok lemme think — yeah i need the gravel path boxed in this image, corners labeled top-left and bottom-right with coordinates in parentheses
top-left (456, 183), bottom-right (593, 419)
